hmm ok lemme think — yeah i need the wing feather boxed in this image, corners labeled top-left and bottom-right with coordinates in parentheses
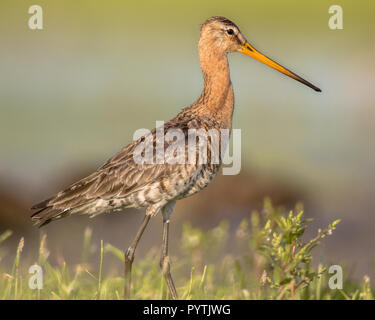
top-left (31, 115), bottom-right (221, 226)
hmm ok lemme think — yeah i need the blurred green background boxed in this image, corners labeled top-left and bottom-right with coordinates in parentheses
top-left (0, 1), bottom-right (374, 278)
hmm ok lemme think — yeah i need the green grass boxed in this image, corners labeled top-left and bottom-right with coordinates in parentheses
top-left (0, 199), bottom-right (373, 300)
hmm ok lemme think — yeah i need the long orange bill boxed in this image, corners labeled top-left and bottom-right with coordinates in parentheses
top-left (239, 42), bottom-right (321, 92)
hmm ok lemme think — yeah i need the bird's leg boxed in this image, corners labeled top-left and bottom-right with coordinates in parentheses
top-left (160, 218), bottom-right (178, 300)
top-left (124, 214), bottom-right (151, 299)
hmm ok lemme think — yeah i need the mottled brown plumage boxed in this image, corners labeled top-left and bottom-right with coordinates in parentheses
top-left (31, 16), bottom-right (321, 299)
top-left (32, 116), bottom-right (225, 223)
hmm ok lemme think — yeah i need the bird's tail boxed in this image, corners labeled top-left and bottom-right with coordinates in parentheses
top-left (30, 198), bottom-right (69, 227)
top-left (31, 170), bottom-right (113, 227)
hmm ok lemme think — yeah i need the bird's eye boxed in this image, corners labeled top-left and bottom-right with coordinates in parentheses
top-left (226, 29), bottom-right (234, 35)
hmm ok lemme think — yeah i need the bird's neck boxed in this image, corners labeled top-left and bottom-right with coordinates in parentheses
top-left (195, 46), bottom-right (234, 129)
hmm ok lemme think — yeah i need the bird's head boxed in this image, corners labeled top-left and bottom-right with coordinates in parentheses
top-left (200, 16), bottom-right (247, 53)
top-left (200, 16), bottom-right (321, 92)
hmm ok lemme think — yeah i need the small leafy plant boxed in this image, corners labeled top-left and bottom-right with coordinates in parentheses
top-left (256, 200), bottom-right (340, 299)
